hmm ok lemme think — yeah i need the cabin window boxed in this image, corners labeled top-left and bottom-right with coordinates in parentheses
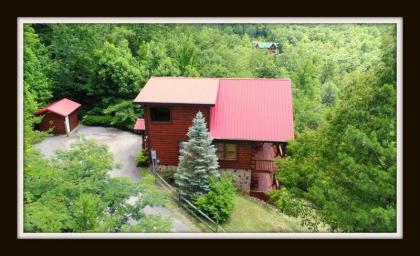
top-left (216, 142), bottom-right (237, 161)
top-left (150, 107), bottom-right (171, 122)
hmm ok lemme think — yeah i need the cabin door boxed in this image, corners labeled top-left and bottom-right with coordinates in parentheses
top-left (64, 116), bottom-right (71, 135)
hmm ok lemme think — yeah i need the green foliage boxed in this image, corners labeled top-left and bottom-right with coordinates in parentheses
top-left (276, 69), bottom-right (396, 232)
top-left (122, 216), bottom-right (172, 232)
top-left (267, 189), bottom-right (324, 231)
top-left (27, 23), bottom-right (394, 133)
top-left (23, 25), bottom-right (53, 148)
top-left (93, 41), bottom-right (147, 102)
top-left (23, 86), bottom-right (50, 149)
top-left (24, 23), bottom-right (397, 232)
top-left (82, 115), bottom-right (114, 126)
top-left (175, 40), bottom-right (199, 75)
top-left (103, 100), bottom-right (143, 130)
top-left (195, 175), bottom-right (236, 223)
top-left (24, 138), bottom-right (171, 233)
top-left (293, 98), bottom-right (326, 132)
top-left (135, 149), bottom-right (149, 167)
top-left (24, 25), bottom-right (53, 105)
top-left (159, 168), bottom-right (177, 185)
top-left (174, 111), bottom-right (220, 200)
top-left (73, 193), bottom-right (102, 231)
top-left (320, 82), bottom-right (337, 105)
top-left (137, 171), bottom-right (169, 208)
top-left (45, 24), bottom-right (147, 113)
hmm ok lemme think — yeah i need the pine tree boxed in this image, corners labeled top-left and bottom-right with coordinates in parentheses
top-left (174, 111), bottom-right (220, 200)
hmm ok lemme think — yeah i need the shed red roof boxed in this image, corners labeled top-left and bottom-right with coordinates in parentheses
top-left (134, 118), bottom-right (145, 131)
top-left (209, 78), bottom-right (294, 142)
top-left (35, 98), bottom-right (81, 117)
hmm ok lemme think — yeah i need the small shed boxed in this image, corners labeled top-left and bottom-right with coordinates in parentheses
top-left (35, 98), bottom-right (81, 135)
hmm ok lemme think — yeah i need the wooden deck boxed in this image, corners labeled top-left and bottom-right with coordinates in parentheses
top-left (251, 143), bottom-right (278, 172)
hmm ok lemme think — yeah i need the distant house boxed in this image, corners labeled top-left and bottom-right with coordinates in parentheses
top-left (35, 98), bottom-right (81, 136)
top-left (134, 77), bottom-right (294, 199)
top-left (255, 42), bottom-right (278, 53)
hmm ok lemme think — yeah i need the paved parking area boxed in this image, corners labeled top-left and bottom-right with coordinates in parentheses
top-left (34, 125), bottom-right (194, 232)
top-left (34, 124), bottom-right (142, 180)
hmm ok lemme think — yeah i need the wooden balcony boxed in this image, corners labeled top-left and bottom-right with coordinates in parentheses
top-left (249, 142), bottom-right (281, 200)
top-left (251, 142), bottom-right (279, 172)
top-left (252, 159), bottom-right (277, 173)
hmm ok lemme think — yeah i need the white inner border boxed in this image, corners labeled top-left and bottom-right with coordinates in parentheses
top-left (17, 17), bottom-right (403, 239)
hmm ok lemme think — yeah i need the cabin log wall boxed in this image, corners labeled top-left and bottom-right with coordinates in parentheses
top-left (145, 105), bottom-right (211, 165)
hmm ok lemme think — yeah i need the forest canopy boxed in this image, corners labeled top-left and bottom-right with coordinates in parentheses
top-left (23, 23), bottom-right (397, 232)
top-left (26, 23), bottom-right (395, 132)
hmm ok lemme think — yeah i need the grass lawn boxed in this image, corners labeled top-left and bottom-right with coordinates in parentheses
top-left (222, 194), bottom-right (310, 232)
top-left (142, 168), bottom-right (314, 233)
top-left (140, 168), bottom-right (210, 232)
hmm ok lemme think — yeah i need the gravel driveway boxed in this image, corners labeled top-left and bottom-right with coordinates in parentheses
top-left (35, 124), bottom-right (142, 180)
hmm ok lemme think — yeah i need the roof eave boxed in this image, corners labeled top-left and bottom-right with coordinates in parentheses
top-left (34, 106), bottom-right (80, 117)
top-left (134, 101), bottom-right (216, 106)
top-left (211, 137), bottom-right (293, 143)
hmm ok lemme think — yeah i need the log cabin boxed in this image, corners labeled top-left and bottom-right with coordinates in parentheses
top-left (134, 77), bottom-right (294, 199)
top-left (35, 98), bottom-right (81, 136)
top-left (255, 42), bottom-right (279, 53)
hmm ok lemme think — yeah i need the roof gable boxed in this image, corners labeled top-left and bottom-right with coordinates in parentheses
top-left (209, 78), bottom-right (294, 142)
top-left (35, 98), bottom-right (81, 117)
top-left (134, 77), bottom-right (219, 105)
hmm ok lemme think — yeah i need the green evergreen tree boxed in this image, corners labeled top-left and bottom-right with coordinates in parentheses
top-left (174, 111), bottom-right (220, 200)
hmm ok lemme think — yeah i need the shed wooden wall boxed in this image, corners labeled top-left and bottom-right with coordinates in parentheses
top-left (38, 111), bottom-right (79, 135)
top-left (68, 111), bottom-right (79, 131)
top-left (39, 112), bottom-right (66, 134)
top-left (145, 105), bottom-right (211, 165)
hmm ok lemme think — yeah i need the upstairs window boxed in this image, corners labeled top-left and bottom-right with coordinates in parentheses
top-left (216, 142), bottom-right (237, 161)
top-left (150, 107), bottom-right (171, 122)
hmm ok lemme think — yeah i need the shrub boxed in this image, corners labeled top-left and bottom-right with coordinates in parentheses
top-left (135, 149), bottom-right (149, 167)
top-left (159, 168), bottom-right (177, 185)
top-left (123, 216), bottom-right (172, 233)
top-left (137, 172), bottom-right (169, 208)
top-left (195, 175), bottom-right (236, 223)
top-left (103, 100), bottom-right (143, 130)
top-left (82, 115), bottom-right (113, 127)
top-left (267, 188), bottom-right (324, 231)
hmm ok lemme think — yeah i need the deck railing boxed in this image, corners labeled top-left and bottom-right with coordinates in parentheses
top-left (251, 159), bottom-right (277, 173)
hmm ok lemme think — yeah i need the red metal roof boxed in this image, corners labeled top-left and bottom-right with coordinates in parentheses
top-left (134, 118), bottom-right (145, 130)
top-left (209, 78), bottom-right (294, 142)
top-left (35, 98), bottom-right (81, 117)
top-left (134, 77), bottom-right (219, 105)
